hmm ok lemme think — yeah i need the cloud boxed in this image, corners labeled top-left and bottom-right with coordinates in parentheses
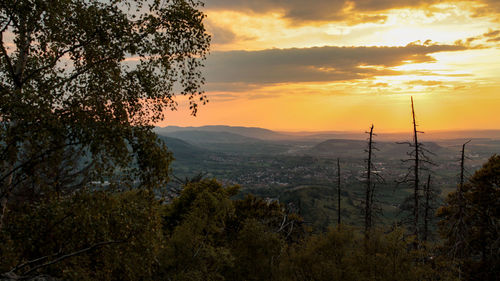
top-left (472, 0), bottom-right (500, 17)
top-left (458, 29), bottom-right (500, 47)
top-left (205, 19), bottom-right (257, 45)
top-left (206, 22), bottom-right (237, 44)
top-left (204, 0), bottom-right (447, 23)
top-left (483, 29), bottom-right (500, 43)
top-left (406, 80), bottom-right (443, 86)
top-left (204, 1), bottom-right (500, 24)
top-left (484, 30), bottom-right (500, 37)
top-left (204, 82), bottom-right (264, 92)
top-left (204, 43), bottom-right (469, 85)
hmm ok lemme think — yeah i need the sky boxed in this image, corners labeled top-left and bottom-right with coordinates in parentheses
top-left (160, 0), bottom-right (500, 132)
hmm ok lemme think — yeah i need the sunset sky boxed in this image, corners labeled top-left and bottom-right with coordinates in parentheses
top-left (161, 0), bottom-right (500, 132)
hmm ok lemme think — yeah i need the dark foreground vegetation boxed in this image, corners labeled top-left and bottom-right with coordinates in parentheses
top-left (1, 155), bottom-right (499, 280)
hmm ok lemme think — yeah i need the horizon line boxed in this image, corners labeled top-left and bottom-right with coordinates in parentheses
top-left (157, 124), bottom-right (500, 134)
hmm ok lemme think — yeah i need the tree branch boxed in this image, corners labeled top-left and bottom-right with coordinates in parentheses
top-left (19, 240), bottom-right (123, 277)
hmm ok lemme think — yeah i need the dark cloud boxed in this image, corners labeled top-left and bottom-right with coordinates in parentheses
top-left (205, 0), bottom-right (442, 22)
top-left (472, 0), bottom-right (500, 17)
top-left (207, 23), bottom-right (237, 44)
top-left (204, 43), bottom-right (468, 85)
top-left (205, 0), bottom-right (500, 23)
top-left (204, 82), bottom-right (264, 92)
top-left (205, 19), bottom-right (257, 45)
top-left (483, 29), bottom-right (500, 43)
top-left (487, 37), bottom-right (500, 42)
top-left (484, 30), bottom-right (500, 37)
top-left (458, 29), bottom-right (500, 47)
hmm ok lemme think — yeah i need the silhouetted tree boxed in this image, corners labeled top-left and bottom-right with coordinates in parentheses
top-left (363, 124), bottom-right (383, 236)
top-left (398, 97), bottom-right (436, 245)
top-left (0, 0), bottom-right (210, 279)
top-left (0, 0), bottom-right (210, 229)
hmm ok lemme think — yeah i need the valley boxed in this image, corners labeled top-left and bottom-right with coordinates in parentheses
top-left (156, 125), bottom-right (500, 229)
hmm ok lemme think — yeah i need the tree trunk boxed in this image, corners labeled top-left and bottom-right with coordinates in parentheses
top-left (411, 96), bottom-right (420, 242)
top-left (364, 124), bottom-right (374, 235)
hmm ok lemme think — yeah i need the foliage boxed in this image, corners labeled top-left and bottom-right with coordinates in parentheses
top-left (0, 0), bottom-right (210, 226)
top-left (0, 189), bottom-right (163, 280)
top-left (438, 154), bottom-right (500, 280)
top-left (158, 179), bottom-right (303, 281)
top-left (0, 176), bottom-right (469, 281)
top-left (158, 179), bottom-right (238, 281)
top-left (278, 226), bottom-right (448, 281)
top-left (226, 195), bottom-right (305, 280)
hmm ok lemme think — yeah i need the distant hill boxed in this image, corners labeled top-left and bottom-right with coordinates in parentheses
top-left (308, 139), bottom-right (366, 158)
top-left (308, 139), bottom-right (450, 160)
top-left (155, 125), bottom-right (293, 141)
top-left (157, 130), bottom-right (263, 144)
top-left (155, 129), bottom-right (290, 155)
top-left (157, 135), bottom-right (210, 161)
top-left (156, 125), bottom-right (500, 142)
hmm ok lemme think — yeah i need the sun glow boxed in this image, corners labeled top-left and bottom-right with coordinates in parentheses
top-left (163, 1), bottom-right (500, 131)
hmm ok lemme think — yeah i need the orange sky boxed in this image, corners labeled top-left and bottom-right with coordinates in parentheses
top-left (159, 0), bottom-right (500, 132)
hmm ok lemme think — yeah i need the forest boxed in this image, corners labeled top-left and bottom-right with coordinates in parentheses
top-left (0, 0), bottom-right (499, 280)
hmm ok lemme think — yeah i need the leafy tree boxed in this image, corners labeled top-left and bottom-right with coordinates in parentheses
top-left (226, 195), bottom-right (305, 280)
top-left (231, 194), bottom-right (305, 243)
top-left (438, 155), bottom-right (500, 280)
top-left (279, 226), bottom-right (446, 281)
top-left (159, 179), bottom-right (239, 280)
top-left (278, 227), bottom-right (357, 281)
top-left (228, 218), bottom-right (283, 281)
top-left (0, 0), bottom-right (210, 227)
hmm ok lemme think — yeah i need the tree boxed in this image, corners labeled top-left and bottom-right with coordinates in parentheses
top-left (278, 227), bottom-right (437, 281)
top-left (159, 179), bottom-right (304, 281)
top-left (364, 125), bottom-right (374, 235)
top-left (0, 0), bottom-right (210, 228)
top-left (363, 124), bottom-right (383, 237)
top-left (398, 97), bottom-right (435, 245)
top-left (159, 179), bottom-right (238, 281)
top-left (445, 140), bottom-right (471, 278)
top-left (438, 155), bottom-right (500, 280)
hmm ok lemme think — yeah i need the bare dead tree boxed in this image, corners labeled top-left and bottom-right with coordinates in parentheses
top-left (397, 97), bottom-right (436, 245)
top-left (364, 125), bottom-right (375, 235)
top-left (411, 96), bottom-right (420, 241)
top-left (362, 125), bottom-right (385, 238)
top-left (364, 125), bottom-right (374, 234)
top-left (453, 140), bottom-right (471, 279)
top-left (460, 141), bottom-right (471, 189)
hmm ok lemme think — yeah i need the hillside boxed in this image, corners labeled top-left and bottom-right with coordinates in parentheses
top-left (307, 139), bottom-right (451, 160)
top-left (157, 136), bottom-right (211, 161)
top-left (155, 125), bottom-right (293, 140)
